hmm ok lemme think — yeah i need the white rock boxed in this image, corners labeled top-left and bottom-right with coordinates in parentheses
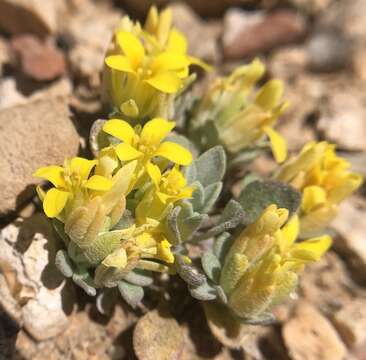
top-left (0, 214), bottom-right (72, 341)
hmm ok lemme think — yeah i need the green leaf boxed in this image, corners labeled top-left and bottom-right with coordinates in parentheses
top-left (201, 182), bottom-right (222, 214)
top-left (123, 269), bottom-right (154, 287)
top-left (165, 202), bottom-right (207, 244)
top-left (239, 180), bottom-right (301, 224)
top-left (189, 280), bottom-right (217, 301)
top-left (185, 145), bottom-right (226, 186)
top-left (83, 230), bottom-right (123, 265)
top-left (213, 232), bottom-right (232, 264)
top-left (72, 268), bottom-right (96, 296)
top-left (55, 250), bottom-right (73, 278)
top-left (118, 280), bottom-right (144, 308)
top-left (190, 181), bottom-right (205, 211)
top-left (201, 251), bottom-right (221, 283)
top-left (175, 255), bottom-right (206, 287)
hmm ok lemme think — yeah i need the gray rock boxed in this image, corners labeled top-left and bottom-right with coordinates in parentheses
top-left (306, 31), bottom-right (352, 73)
top-left (0, 214), bottom-right (73, 341)
top-left (0, 96), bottom-right (79, 215)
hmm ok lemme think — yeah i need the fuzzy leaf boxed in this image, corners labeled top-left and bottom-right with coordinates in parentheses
top-left (118, 280), bottom-right (144, 308)
top-left (55, 250), bottom-right (73, 278)
top-left (89, 119), bottom-right (108, 157)
top-left (72, 269), bottom-right (96, 296)
top-left (190, 181), bottom-right (205, 211)
top-left (185, 145), bottom-right (226, 186)
top-left (213, 232), bottom-right (232, 264)
top-left (201, 182), bottom-right (223, 214)
top-left (175, 255), bottom-right (206, 287)
top-left (239, 180), bottom-right (301, 224)
top-left (239, 312), bottom-right (276, 326)
top-left (165, 202), bottom-right (207, 244)
top-left (123, 269), bottom-right (154, 287)
top-left (189, 280), bottom-right (217, 301)
top-left (52, 219), bottom-right (69, 245)
top-left (201, 252), bottom-right (221, 283)
top-left (83, 230), bottom-right (123, 265)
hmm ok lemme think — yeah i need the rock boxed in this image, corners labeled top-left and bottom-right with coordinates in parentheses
top-left (0, 0), bottom-right (65, 37)
top-left (0, 77), bottom-right (72, 111)
top-left (317, 91), bottom-right (366, 151)
top-left (63, 1), bottom-right (121, 86)
top-left (223, 10), bottom-right (306, 60)
top-left (331, 198), bottom-right (366, 280)
top-left (300, 252), bottom-right (357, 316)
top-left (0, 36), bottom-right (10, 75)
top-left (0, 214), bottom-right (72, 341)
top-left (333, 299), bottom-right (366, 348)
top-left (121, 0), bottom-right (251, 18)
top-left (171, 3), bottom-right (221, 63)
top-left (10, 34), bottom-right (66, 81)
top-left (289, 0), bottom-right (335, 15)
top-left (0, 97), bottom-right (79, 215)
top-left (306, 31), bottom-right (353, 72)
top-left (283, 302), bottom-right (347, 360)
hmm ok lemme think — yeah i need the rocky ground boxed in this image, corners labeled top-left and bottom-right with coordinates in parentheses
top-left (0, 0), bottom-right (365, 359)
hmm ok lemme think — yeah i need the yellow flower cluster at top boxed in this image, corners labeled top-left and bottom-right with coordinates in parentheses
top-left (34, 117), bottom-right (193, 281)
top-left (103, 6), bottom-right (209, 121)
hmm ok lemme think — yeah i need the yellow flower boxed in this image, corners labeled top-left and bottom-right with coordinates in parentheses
top-left (191, 59), bottom-right (288, 162)
top-left (103, 6), bottom-right (210, 121)
top-left (33, 157), bottom-right (113, 218)
top-left (276, 141), bottom-right (363, 236)
top-left (220, 205), bottom-right (331, 320)
top-left (136, 165), bottom-right (193, 223)
top-left (102, 117), bottom-right (192, 173)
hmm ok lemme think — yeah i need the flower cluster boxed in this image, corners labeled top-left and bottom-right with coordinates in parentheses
top-left (33, 6), bottom-right (362, 323)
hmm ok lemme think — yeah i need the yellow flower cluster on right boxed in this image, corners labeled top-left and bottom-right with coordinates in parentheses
top-left (276, 141), bottom-right (362, 237)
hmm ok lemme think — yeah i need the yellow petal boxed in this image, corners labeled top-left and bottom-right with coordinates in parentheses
top-left (102, 248), bottom-right (127, 268)
top-left (140, 118), bottom-right (175, 146)
top-left (151, 52), bottom-right (190, 72)
top-left (84, 175), bottom-right (113, 191)
top-left (103, 119), bottom-right (135, 144)
top-left (167, 29), bottom-right (188, 54)
top-left (302, 185), bottom-right (327, 213)
top-left (145, 71), bottom-right (181, 93)
top-left (36, 185), bottom-right (46, 201)
top-left (43, 188), bottom-right (69, 218)
top-left (263, 126), bottom-right (287, 163)
top-left (116, 31), bottom-right (145, 67)
top-left (256, 79), bottom-right (284, 111)
top-left (33, 165), bottom-right (65, 187)
top-left (146, 162), bottom-right (161, 186)
top-left (69, 157), bottom-right (97, 180)
top-left (144, 5), bottom-right (159, 34)
top-left (328, 173), bottom-right (363, 204)
top-left (157, 239), bottom-right (174, 264)
top-left (291, 235), bottom-right (332, 262)
top-left (281, 215), bottom-right (300, 248)
top-left (115, 142), bottom-right (143, 161)
top-left (155, 141), bottom-right (192, 165)
top-left (105, 55), bottom-right (134, 72)
top-left (188, 56), bottom-right (213, 72)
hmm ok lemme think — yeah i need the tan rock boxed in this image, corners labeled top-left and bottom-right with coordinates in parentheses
top-left (0, 0), bottom-right (65, 37)
top-left (333, 298), bottom-right (366, 348)
top-left (283, 302), bottom-right (347, 360)
top-left (0, 214), bottom-right (73, 341)
top-left (0, 97), bottom-right (79, 215)
top-left (331, 198), bottom-right (366, 280)
top-left (317, 91), bottom-right (366, 151)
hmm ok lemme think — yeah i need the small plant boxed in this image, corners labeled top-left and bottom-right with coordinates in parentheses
top-left (33, 5), bottom-right (362, 344)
